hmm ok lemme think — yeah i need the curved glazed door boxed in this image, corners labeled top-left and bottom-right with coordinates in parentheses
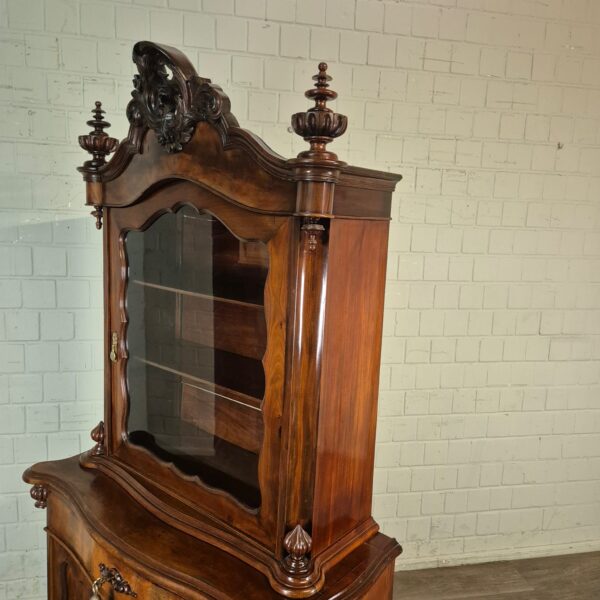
top-left (126, 206), bottom-right (268, 509)
top-left (105, 180), bottom-right (291, 548)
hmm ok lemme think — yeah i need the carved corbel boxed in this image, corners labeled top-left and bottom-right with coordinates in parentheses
top-left (301, 217), bottom-right (326, 253)
top-left (282, 524), bottom-right (313, 575)
top-left (30, 484), bottom-right (48, 509)
top-left (90, 421), bottom-right (105, 456)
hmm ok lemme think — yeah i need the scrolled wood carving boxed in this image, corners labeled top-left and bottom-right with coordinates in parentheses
top-left (127, 41), bottom-right (237, 153)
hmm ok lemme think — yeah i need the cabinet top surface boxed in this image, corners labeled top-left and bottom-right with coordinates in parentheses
top-left (77, 41), bottom-right (401, 220)
top-left (24, 457), bottom-right (400, 599)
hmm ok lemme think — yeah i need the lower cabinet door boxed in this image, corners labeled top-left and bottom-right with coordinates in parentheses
top-left (48, 536), bottom-right (98, 600)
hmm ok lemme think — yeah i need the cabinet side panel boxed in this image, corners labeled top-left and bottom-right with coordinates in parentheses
top-left (312, 218), bottom-right (389, 554)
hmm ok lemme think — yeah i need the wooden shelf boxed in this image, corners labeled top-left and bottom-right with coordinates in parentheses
top-left (132, 356), bottom-right (262, 411)
top-left (130, 279), bottom-right (267, 361)
top-left (131, 279), bottom-right (263, 310)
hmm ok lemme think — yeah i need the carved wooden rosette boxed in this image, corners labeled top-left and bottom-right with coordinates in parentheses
top-left (283, 525), bottom-right (313, 575)
top-left (30, 484), bottom-right (48, 509)
top-left (90, 421), bottom-right (105, 456)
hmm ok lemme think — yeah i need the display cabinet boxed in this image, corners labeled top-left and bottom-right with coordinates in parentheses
top-left (23, 41), bottom-right (402, 599)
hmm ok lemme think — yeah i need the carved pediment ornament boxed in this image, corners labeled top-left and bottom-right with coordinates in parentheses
top-left (126, 41), bottom-right (237, 153)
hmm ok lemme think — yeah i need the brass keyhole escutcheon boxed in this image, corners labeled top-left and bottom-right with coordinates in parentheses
top-left (109, 332), bottom-right (118, 363)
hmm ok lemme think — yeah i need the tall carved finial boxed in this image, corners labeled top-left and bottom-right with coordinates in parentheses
top-left (79, 101), bottom-right (119, 172)
top-left (78, 102), bottom-right (118, 229)
top-left (291, 63), bottom-right (347, 161)
top-left (283, 524), bottom-right (312, 575)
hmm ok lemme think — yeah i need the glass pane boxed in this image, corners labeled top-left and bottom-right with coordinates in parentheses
top-left (125, 207), bottom-right (268, 509)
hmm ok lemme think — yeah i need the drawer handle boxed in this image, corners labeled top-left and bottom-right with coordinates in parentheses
top-left (90, 563), bottom-right (137, 598)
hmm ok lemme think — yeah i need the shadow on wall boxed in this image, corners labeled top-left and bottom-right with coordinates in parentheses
top-left (0, 211), bottom-right (104, 498)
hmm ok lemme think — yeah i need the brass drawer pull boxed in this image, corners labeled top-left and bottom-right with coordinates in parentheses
top-left (90, 563), bottom-right (137, 598)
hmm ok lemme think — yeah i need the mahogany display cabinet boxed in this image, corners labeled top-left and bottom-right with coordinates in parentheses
top-left (23, 41), bottom-right (403, 599)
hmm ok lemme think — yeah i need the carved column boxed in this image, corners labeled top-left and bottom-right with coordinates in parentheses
top-left (278, 63), bottom-right (348, 592)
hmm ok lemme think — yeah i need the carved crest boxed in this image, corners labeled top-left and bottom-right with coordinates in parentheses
top-left (127, 41), bottom-right (237, 153)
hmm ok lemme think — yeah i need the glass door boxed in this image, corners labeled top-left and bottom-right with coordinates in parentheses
top-left (124, 206), bottom-right (268, 509)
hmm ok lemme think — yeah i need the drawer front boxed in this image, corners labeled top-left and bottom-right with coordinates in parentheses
top-left (90, 545), bottom-right (179, 600)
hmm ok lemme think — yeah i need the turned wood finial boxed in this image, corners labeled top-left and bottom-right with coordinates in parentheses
top-left (291, 62), bottom-right (347, 161)
top-left (78, 101), bottom-right (119, 172)
top-left (78, 102), bottom-right (119, 230)
top-left (30, 484), bottom-right (48, 509)
top-left (283, 524), bottom-right (312, 574)
top-left (91, 421), bottom-right (106, 456)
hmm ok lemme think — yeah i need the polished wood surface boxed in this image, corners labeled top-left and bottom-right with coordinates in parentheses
top-left (313, 219), bottom-right (390, 555)
top-left (27, 456), bottom-right (400, 600)
top-left (393, 552), bottom-right (600, 599)
top-left (24, 41), bottom-right (403, 599)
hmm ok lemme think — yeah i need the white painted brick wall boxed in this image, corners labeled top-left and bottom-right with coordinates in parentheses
top-left (1, 0), bottom-right (599, 596)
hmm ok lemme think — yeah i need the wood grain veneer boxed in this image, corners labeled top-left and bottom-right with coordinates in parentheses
top-left (23, 41), bottom-right (403, 599)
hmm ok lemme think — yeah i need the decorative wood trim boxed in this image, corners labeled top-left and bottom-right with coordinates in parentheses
top-left (127, 41), bottom-right (238, 153)
top-left (283, 525), bottom-right (312, 575)
top-left (90, 421), bottom-right (105, 456)
top-left (301, 217), bottom-right (325, 253)
top-left (30, 483), bottom-right (48, 509)
top-left (291, 62), bottom-right (347, 163)
top-left (79, 44), bottom-right (399, 220)
top-left (78, 101), bottom-right (119, 182)
top-left (78, 101), bottom-right (118, 228)
top-left (90, 205), bottom-right (103, 230)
